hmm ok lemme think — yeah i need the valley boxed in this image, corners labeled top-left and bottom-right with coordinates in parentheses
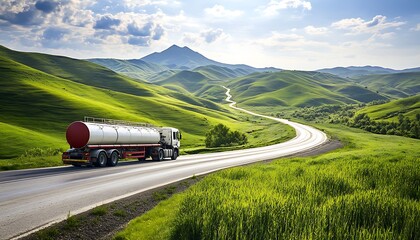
top-left (0, 44), bottom-right (419, 240)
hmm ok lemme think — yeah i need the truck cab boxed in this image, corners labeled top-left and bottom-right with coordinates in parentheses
top-left (159, 127), bottom-right (181, 148)
top-left (154, 127), bottom-right (181, 160)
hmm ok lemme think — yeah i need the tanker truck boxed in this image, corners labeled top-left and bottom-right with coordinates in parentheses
top-left (62, 117), bottom-right (181, 167)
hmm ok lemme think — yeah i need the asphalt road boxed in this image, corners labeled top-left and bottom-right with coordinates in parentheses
top-left (0, 87), bottom-right (328, 239)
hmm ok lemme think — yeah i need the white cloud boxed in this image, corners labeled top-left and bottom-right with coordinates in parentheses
top-left (304, 25), bottom-right (328, 35)
top-left (331, 15), bottom-right (405, 35)
top-left (204, 5), bottom-right (243, 19)
top-left (123, 0), bottom-right (181, 8)
top-left (258, 0), bottom-right (312, 17)
top-left (255, 32), bottom-right (328, 52)
top-left (183, 28), bottom-right (228, 44)
top-left (0, 0), bottom-right (31, 14)
top-left (411, 23), bottom-right (420, 31)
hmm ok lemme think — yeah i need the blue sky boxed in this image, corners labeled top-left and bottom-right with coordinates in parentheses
top-left (0, 0), bottom-right (419, 70)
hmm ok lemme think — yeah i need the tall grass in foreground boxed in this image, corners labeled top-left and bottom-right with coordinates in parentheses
top-left (115, 125), bottom-right (420, 240)
top-left (171, 157), bottom-right (419, 239)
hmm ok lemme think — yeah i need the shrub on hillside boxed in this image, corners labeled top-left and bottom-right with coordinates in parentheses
top-left (205, 124), bottom-right (248, 148)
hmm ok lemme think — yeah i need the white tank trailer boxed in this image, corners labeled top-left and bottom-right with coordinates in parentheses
top-left (62, 117), bottom-right (182, 167)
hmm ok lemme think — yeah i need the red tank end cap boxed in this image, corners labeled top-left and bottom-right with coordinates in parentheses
top-left (66, 121), bottom-right (90, 148)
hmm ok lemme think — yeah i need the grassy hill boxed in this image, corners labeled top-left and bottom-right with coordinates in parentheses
top-left (0, 46), bottom-right (292, 162)
top-left (357, 94), bottom-right (420, 122)
top-left (88, 58), bottom-right (168, 81)
top-left (317, 66), bottom-right (397, 78)
top-left (227, 71), bottom-right (387, 108)
top-left (193, 65), bottom-right (253, 80)
top-left (154, 70), bottom-right (226, 102)
top-left (352, 72), bottom-right (420, 98)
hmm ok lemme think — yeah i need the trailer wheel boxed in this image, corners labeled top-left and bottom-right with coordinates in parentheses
top-left (171, 149), bottom-right (178, 160)
top-left (96, 151), bottom-right (107, 167)
top-left (107, 151), bottom-right (119, 167)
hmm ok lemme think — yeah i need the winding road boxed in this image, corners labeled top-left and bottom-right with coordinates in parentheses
top-left (0, 87), bottom-right (327, 239)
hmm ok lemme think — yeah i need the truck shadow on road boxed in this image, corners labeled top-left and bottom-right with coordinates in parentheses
top-left (0, 160), bottom-right (163, 183)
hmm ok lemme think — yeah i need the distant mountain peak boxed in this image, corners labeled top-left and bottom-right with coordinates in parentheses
top-left (141, 45), bottom-right (217, 69)
top-left (163, 44), bottom-right (198, 55)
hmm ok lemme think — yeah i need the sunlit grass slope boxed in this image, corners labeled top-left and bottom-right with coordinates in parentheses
top-left (227, 71), bottom-right (387, 108)
top-left (358, 94), bottom-right (420, 122)
top-left (154, 70), bottom-right (226, 102)
top-left (88, 58), bottom-right (168, 81)
top-left (193, 65), bottom-right (250, 80)
top-left (115, 124), bottom-right (420, 240)
top-left (353, 72), bottom-right (420, 98)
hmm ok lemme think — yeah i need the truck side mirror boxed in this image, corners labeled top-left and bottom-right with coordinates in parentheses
top-left (179, 132), bottom-right (182, 140)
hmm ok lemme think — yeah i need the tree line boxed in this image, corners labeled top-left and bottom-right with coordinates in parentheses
top-left (291, 104), bottom-right (420, 139)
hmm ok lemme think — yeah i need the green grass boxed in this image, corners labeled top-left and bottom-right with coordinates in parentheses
top-left (88, 58), bottom-right (168, 81)
top-left (91, 205), bottom-right (108, 216)
top-left (114, 194), bottom-right (184, 240)
top-left (227, 71), bottom-right (387, 108)
top-left (115, 124), bottom-right (420, 240)
top-left (154, 70), bottom-right (226, 102)
top-left (353, 72), bottom-right (420, 98)
top-left (357, 94), bottom-right (420, 122)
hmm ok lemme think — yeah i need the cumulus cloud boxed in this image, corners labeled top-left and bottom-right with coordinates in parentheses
top-left (258, 0), bottom-right (312, 17)
top-left (0, 0), bottom-right (171, 50)
top-left (331, 15), bottom-right (405, 35)
top-left (123, 0), bottom-right (181, 8)
top-left (0, 1), bottom-right (42, 26)
top-left (183, 28), bottom-right (228, 44)
top-left (127, 36), bottom-right (150, 46)
top-left (255, 32), bottom-right (329, 52)
top-left (201, 28), bottom-right (225, 43)
top-left (0, 0), bottom-right (31, 14)
top-left (125, 20), bottom-right (165, 44)
top-left (127, 22), bottom-right (154, 36)
top-left (94, 15), bottom-right (121, 29)
top-left (152, 24), bottom-right (164, 40)
top-left (204, 5), bottom-right (243, 19)
top-left (304, 25), bottom-right (328, 35)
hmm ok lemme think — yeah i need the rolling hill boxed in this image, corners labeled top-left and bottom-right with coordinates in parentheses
top-left (153, 70), bottom-right (226, 102)
top-left (88, 58), bottom-right (168, 80)
top-left (227, 71), bottom-right (388, 108)
top-left (87, 45), bottom-right (279, 82)
top-left (317, 66), bottom-right (420, 78)
top-left (351, 72), bottom-right (420, 98)
top-left (317, 66), bottom-right (397, 78)
top-left (0, 45), bottom-right (248, 159)
top-left (357, 94), bottom-right (420, 122)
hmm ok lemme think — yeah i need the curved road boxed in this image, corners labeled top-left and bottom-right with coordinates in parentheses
top-left (0, 87), bottom-right (327, 239)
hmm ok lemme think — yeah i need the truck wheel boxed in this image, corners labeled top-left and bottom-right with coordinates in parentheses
top-left (107, 151), bottom-right (119, 167)
top-left (158, 149), bottom-right (164, 161)
top-left (171, 149), bottom-right (178, 160)
top-left (96, 151), bottom-right (107, 167)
